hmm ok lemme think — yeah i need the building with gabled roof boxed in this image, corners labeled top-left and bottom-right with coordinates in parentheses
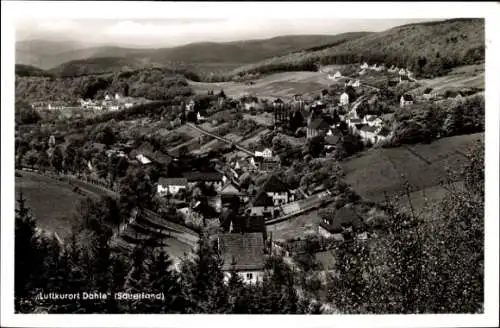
top-left (318, 206), bottom-right (365, 240)
top-left (218, 232), bottom-right (266, 284)
top-left (157, 177), bottom-right (188, 196)
top-left (307, 117), bottom-right (331, 139)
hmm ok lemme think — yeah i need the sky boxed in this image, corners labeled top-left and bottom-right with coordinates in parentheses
top-left (15, 18), bottom-right (442, 48)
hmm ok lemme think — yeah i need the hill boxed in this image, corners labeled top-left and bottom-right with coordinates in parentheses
top-left (231, 18), bottom-right (484, 78)
top-left (15, 64), bottom-right (53, 77)
top-left (16, 33), bottom-right (370, 70)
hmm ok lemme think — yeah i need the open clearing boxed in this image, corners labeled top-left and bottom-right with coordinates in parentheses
top-left (15, 172), bottom-right (85, 239)
top-left (416, 64), bottom-right (484, 94)
top-left (190, 71), bottom-right (333, 100)
top-left (342, 133), bottom-right (484, 205)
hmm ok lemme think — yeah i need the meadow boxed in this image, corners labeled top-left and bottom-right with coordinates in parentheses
top-left (15, 171), bottom-right (85, 239)
top-left (341, 133), bottom-right (484, 205)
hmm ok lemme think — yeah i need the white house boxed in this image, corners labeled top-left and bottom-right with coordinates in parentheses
top-left (219, 233), bottom-right (266, 284)
top-left (114, 93), bottom-right (121, 100)
top-left (352, 80), bottom-right (361, 88)
top-left (197, 111), bottom-right (206, 121)
top-left (244, 101), bottom-right (260, 111)
top-left (340, 92), bottom-right (350, 106)
top-left (399, 68), bottom-right (407, 76)
top-left (108, 105), bottom-right (120, 111)
top-left (333, 71), bottom-right (342, 79)
top-left (360, 62), bottom-right (369, 69)
top-left (363, 115), bottom-right (383, 127)
top-left (157, 177), bottom-right (188, 196)
top-left (359, 69), bottom-right (366, 76)
top-left (400, 94), bottom-right (414, 107)
top-left (255, 148), bottom-right (273, 158)
top-left (136, 154), bottom-right (152, 165)
top-left (105, 94), bottom-right (111, 101)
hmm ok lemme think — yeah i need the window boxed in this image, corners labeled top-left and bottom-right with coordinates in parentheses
top-left (246, 273), bottom-right (253, 280)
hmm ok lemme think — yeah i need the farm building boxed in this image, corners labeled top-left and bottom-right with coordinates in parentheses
top-left (219, 232), bottom-right (266, 284)
top-left (400, 94), bottom-right (415, 107)
top-left (318, 206), bottom-right (365, 241)
top-left (363, 115), bottom-right (383, 127)
top-left (359, 125), bottom-right (379, 144)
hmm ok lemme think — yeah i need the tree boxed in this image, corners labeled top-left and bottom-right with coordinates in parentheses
top-left (305, 136), bottom-right (325, 158)
top-left (36, 150), bottom-right (50, 170)
top-left (51, 146), bottom-right (64, 172)
top-left (15, 192), bottom-right (42, 312)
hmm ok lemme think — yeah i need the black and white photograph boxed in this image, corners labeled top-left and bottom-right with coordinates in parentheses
top-left (1, 1), bottom-right (499, 327)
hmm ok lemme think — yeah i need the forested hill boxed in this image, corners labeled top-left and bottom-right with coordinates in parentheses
top-left (231, 18), bottom-right (485, 78)
top-left (16, 33), bottom-right (370, 70)
top-left (15, 67), bottom-right (193, 102)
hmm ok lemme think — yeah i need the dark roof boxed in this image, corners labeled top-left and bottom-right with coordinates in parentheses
top-left (349, 118), bottom-right (362, 124)
top-left (158, 177), bottom-right (187, 186)
top-left (365, 115), bottom-right (378, 122)
top-left (308, 118), bottom-right (331, 130)
top-left (355, 123), bottom-right (367, 130)
top-left (320, 206), bottom-right (364, 233)
top-left (274, 98), bottom-right (284, 103)
top-left (219, 233), bottom-right (265, 271)
top-left (182, 171), bottom-right (223, 182)
top-left (402, 94), bottom-right (414, 101)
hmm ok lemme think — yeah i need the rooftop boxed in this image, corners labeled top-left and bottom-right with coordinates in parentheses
top-left (308, 118), bottom-right (331, 130)
top-left (320, 206), bottom-right (365, 233)
top-left (219, 232), bottom-right (265, 271)
top-left (182, 171), bottom-right (223, 182)
top-left (158, 177), bottom-right (188, 186)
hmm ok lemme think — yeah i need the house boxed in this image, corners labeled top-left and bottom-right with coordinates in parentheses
top-left (333, 71), bottom-right (342, 79)
top-left (360, 62), bottom-right (369, 69)
top-left (182, 171), bottom-right (223, 190)
top-left (219, 233), bottom-right (266, 284)
top-left (307, 117), bottom-right (330, 139)
top-left (318, 206), bottom-right (365, 240)
top-left (197, 109), bottom-right (207, 121)
top-left (273, 98), bottom-right (284, 108)
top-left (352, 80), bottom-right (361, 88)
top-left (400, 94), bottom-right (414, 107)
top-left (250, 175), bottom-right (292, 217)
top-left (347, 118), bottom-right (362, 130)
top-left (136, 154), bottom-right (152, 165)
top-left (359, 125), bottom-right (379, 144)
top-left (340, 92), bottom-right (349, 106)
top-left (399, 68), bottom-right (407, 76)
top-left (359, 69), bottom-right (366, 76)
top-left (363, 115), bottom-right (383, 127)
top-left (345, 79), bottom-right (352, 87)
top-left (157, 177), bottom-right (188, 196)
top-left (244, 101), bottom-right (260, 111)
top-left (255, 148), bottom-right (273, 158)
top-left (186, 99), bottom-right (196, 111)
top-left (423, 88), bottom-right (436, 100)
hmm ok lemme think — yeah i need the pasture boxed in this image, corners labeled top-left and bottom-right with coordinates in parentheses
top-left (416, 64), bottom-right (484, 94)
top-left (15, 172), bottom-right (85, 239)
top-left (342, 133), bottom-right (484, 205)
top-left (190, 71), bottom-right (334, 100)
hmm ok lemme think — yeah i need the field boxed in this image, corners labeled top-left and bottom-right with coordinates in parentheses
top-left (190, 71), bottom-right (336, 100)
top-left (267, 209), bottom-right (321, 241)
top-left (416, 64), bottom-right (484, 94)
top-left (15, 172), bottom-right (85, 239)
top-left (342, 133), bottom-right (484, 205)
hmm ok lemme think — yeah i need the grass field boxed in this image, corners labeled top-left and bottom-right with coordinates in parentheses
top-left (267, 209), bottom-right (321, 241)
top-left (416, 64), bottom-right (484, 94)
top-left (15, 172), bottom-right (85, 239)
top-left (342, 133), bottom-right (484, 205)
top-left (190, 71), bottom-right (334, 100)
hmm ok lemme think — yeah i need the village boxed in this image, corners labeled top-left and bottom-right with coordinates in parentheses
top-left (28, 59), bottom-right (480, 285)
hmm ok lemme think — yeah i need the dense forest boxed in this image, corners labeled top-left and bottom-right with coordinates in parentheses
top-left (229, 18), bottom-right (484, 79)
top-left (15, 67), bottom-right (194, 102)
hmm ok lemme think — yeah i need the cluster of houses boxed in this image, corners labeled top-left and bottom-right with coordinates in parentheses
top-left (30, 93), bottom-right (143, 113)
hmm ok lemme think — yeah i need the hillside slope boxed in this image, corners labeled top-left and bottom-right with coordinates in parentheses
top-left (16, 33), bottom-right (370, 70)
top-left (232, 18), bottom-right (484, 78)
